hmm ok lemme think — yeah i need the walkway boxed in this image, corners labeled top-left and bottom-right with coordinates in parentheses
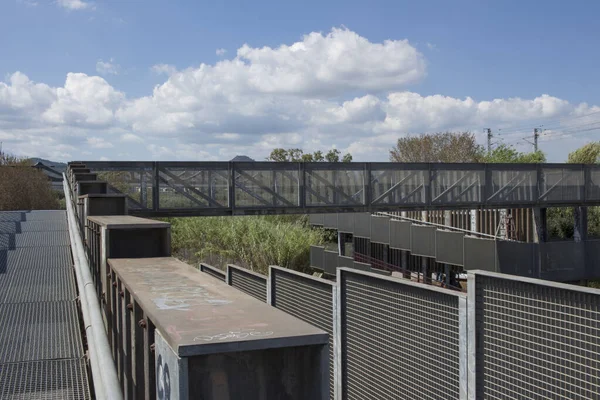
top-left (0, 210), bottom-right (90, 399)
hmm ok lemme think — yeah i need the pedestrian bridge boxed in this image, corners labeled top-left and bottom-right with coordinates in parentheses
top-left (79, 161), bottom-right (600, 217)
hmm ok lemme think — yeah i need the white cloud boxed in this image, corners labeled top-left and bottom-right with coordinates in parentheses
top-left (96, 58), bottom-right (119, 75)
top-left (216, 48), bottom-right (227, 56)
top-left (87, 137), bottom-right (113, 149)
top-left (426, 42), bottom-right (437, 50)
top-left (151, 64), bottom-right (177, 76)
top-left (0, 27), bottom-right (598, 163)
top-left (42, 73), bottom-right (124, 127)
top-left (56, 0), bottom-right (94, 11)
top-left (120, 133), bottom-right (143, 143)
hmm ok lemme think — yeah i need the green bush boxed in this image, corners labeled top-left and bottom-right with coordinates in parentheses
top-left (168, 215), bottom-right (333, 274)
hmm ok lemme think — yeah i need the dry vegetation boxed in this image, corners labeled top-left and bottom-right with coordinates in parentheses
top-left (0, 152), bottom-right (60, 211)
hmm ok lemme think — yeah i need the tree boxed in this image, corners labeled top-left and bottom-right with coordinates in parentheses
top-left (547, 141), bottom-right (600, 239)
top-left (267, 148), bottom-right (352, 162)
top-left (0, 150), bottom-right (59, 210)
top-left (389, 132), bottom-right (485, 163)
top-left (567, 142), bottom-right (600, 164)
top-left (482, 144), bottom-right (546, 163)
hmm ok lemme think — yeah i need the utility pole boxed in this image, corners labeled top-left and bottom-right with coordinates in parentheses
top-left (486, 128), bottom-right (492, 154)
top-left (534, 128), bottom-right (539, 152)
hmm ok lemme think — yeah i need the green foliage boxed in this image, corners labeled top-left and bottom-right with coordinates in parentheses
top-left (548, 141), bottom-right (600, 239)
top-left (0, 150), bottom-right (59, 210)
top-left (567, 142), bottom-right (600, 164)
top-left (168, 215), bottom-right (333, 274)
top-left (267, 148), bottom-right (352, 162)
top-left (548, 207), bottom-right (600, 239)
top-left (483, 144), bottom-right (546, 163)
top-left (390, 131), bottom-right (485, 162)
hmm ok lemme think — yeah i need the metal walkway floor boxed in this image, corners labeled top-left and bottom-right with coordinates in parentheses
top-left (0, 211), bottom-right (90, 400)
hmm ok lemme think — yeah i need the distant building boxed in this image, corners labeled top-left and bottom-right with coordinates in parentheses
top-left (32, 162), bottom-right (63, 191)
top-left (230, 155), bottom-right (255, 162)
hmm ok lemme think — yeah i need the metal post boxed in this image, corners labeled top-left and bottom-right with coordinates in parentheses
top-left (574, 206), bottom-right (588, 243)
top-left (140, 170), bottom-right (147, 208)
top-left (152, 163), bottom-right (159, 211)
top-left (533, 207), bottom-right (547, 279)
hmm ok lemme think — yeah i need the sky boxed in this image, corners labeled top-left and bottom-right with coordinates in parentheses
top-left (1, 0), bottom-right (600, 162)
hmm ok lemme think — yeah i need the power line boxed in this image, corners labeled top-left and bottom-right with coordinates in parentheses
top-left (495, 109), bottom-right (600, 135)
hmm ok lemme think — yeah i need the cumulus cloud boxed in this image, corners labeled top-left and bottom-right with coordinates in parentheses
top-left (96, 58), bottom-right (119, 75)
top-left (216, 48), bottom-right (227, 56)
top-left (151, 64), bottom-right (177, 76)
top-left (57, 0), bottom-right (94, 11)
top-left (0, 27), bottom-right (598, 162)
top-left (42, 73), bottom-right (124, 127)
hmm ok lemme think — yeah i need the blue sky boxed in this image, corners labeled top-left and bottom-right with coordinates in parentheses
top-left (1, 0), bottom-right (599, 162)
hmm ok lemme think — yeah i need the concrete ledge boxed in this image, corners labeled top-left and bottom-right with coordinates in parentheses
top-left (108, 257), bottom-right (328, 358)
top-left (87, 216), bottom-right (169, 229)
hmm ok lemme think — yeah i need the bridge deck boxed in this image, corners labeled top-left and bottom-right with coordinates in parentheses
top-left (0, 211), bottom-right (90, 400)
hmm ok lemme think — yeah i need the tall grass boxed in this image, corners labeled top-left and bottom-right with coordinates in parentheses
top-left (168, 215), bottom-right (333, 274)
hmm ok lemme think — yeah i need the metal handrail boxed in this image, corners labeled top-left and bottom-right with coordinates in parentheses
top-left (63, 174), bottom-right (123, 400)
top-left (374, 211), bottom-right (510, 240)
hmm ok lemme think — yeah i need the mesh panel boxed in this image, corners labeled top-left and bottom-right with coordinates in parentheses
top-left (158, 166), bottom-right (228, 209)
top-left (476, 275), bottom-right (600, 399)
top-left (271, 268), bottom-right (334, 399)
top-left (229, 266), bottom-right (267, 302)
top-left (0, 213), bottom-right (26, 222)
top-left (540, 167), bottom-right (584, 202)
top-left (0, 267), bottom-right (76, 303)
top-left (23, 211), bottom-right (67, 221)
top-left (0, 301), bottom-right (84, 363)
top-left (19, 221), bottom-right (68, 232)
top-left (0, 232), bottom-right (69, 249)
top-left (199, 263), bottom-right (226, 282)
top-left (0, 358), bottom-right (90, 400)
top-left (0, 247), bottom-right (72, 270)
top-left (95, 169), bottom-right (154, 210)
top-left (341, 270), bottom-right (462, 400)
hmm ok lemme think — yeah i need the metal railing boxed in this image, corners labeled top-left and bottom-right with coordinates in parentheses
top-left (77, 161), bottom-right (600, 216)
top-left (197, 249), bottom-right (600, 399)
top-left (63, 174), bottom-right (122, 400)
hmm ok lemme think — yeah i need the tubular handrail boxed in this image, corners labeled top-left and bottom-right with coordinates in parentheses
top-left (374, 211), bottom-right (516, 241)
top-left (63, 173), bottom-right (123, 400)
top-left (354, 252), bottom-right (465, 292)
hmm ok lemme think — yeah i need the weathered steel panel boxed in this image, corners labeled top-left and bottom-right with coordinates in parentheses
top-left (370, 216), bottom-right (390, 244)
top-left (410, 225), bottom-right (436, 257)
top-left (435, 230), bottom-right (465, 266)
top-left (389, 220), bottom-right (412, 251)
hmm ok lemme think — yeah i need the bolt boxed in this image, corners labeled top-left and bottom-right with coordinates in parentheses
top-left (107, 273), bottom-right (111, 278)
top-left (127, 303), bottom-right (133, 311)
top-left (138, 319), bottom-right (147, 329)
top-left (119, 290), bottom-right (124, 297)
top-left (112, 282), bottom-right (117, 287)
top-left (150, 343), bottom-right (156, 353)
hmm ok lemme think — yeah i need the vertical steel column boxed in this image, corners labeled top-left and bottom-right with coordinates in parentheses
top-left (574, 206), bottom-right (588, 243)
top-left (365, 162), bottom-right (372, 211)
top-left (133, 302), bottom-right (145, 400)
top-left (152, 162), bottom-right (159, 212)
top-left (141, 170), bottom-right (148, 209)
top-left (228, 162), bottom-right (235, 214)
top-left (117, 279), bottom-right (124, 393)
top-left (299, 162), bottom-right (306, 211)
top-left (123, 290), bottom-right (133, 399)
